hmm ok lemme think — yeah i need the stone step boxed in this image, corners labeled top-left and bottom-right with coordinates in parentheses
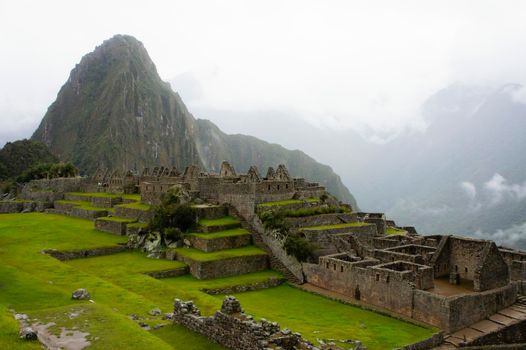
top-left (142, 266), bottom-right (189, 279)
top-left (188, 229), bottom-right (252, 252)
top-left (169, 246), bottom-right (268, 279)
top-left (95, 216), bottom-right (136, 235)
top-left (196, 216), bottom-right (242, 233)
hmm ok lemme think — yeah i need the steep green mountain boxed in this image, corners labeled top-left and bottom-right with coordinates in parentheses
top-left (31, 34), bottom-right (357, 206)
top-left (32, 35), bottom-right (203, 173)
top-left (0, 139), bottom-right (58, 180)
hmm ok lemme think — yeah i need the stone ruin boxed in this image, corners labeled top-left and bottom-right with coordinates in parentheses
top-left (173, 296), bottom-right (352, 350)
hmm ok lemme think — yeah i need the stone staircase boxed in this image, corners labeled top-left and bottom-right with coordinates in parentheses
top-left (226, 204), bottom-right (303, 284)
top-left (435, 295), bottom-right (526, 349)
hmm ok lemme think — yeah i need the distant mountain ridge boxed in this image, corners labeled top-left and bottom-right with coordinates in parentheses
top-left (31, 34), bottom-right (357, 207)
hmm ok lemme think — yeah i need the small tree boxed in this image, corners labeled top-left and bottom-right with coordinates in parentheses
top-left (259, 209), bottom-right (291, 238)
top-left (150, 189), bottom-right (197, 234)
top-left (283, 235), bottom-right (316, 262)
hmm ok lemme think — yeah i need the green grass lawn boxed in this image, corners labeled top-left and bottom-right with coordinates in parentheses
top-left (174, 245), bottom-right (266, 262)
top-left (190, 228), bottom-right (250, 239)
top-left (0, 213), bottom-right (218, 349)
top-left (66, 192), bottom-right (142, 201)
top-left (115, 202), bottom-right (151, 211)
top-left (0, 213), bottom-right (435, 349)
top-left (385, 227), bottom-right (408, 236)
top-left (302, 222), bottom-right (371, 230)
top-left (97, 216), bottom-right (135, 223)
top-left (257, 197), bottom-right (319, 207)
top-left (55, 199), bottom-right (115, 213)
top-left (228, 285), bottom-right (435, 350)
top-left (198, 216), bottom-right (239, 227)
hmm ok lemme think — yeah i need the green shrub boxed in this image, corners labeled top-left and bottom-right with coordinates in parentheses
top-left (150, 202), bottom-right (197, 234)
top-left (259, 209), bottom-right (290, 237)
top-left (283, 235), bottom-right (316, 262)
top-left (16, 162), bottom-right (78, 183)
top-left (164, 227), bottom-right (182, 241)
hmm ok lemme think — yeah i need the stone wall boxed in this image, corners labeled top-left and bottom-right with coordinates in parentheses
top-left (70, 207), bottom-right (109, 220)
top-left (285, 213), bottom-right (357, 228)
top-left (95, 218), bottom-right (132, 235)
top-left (201, 277), bottom-right (285, 295)
top-left (395, 332), bottom-right (444, 350)
top-left (303, 259), bottom-right (425, 318)
top-left (22, 177), bottom-right (87, 194)
top-left (189, 234), bottom-right (252, 252)
top-left (173, 296), bottom-right (336, 350)
top-left (176, 254), bottom-right (268, 279)
top-left (42, 246), bottom-right (127, 260)
top-left (466, 318), bottom-right (526, 347)
top-left (194, 205), bottom-right (227, 220)
top-left (114, 206), bottom-right (153, 223)
top-left (0, 201), bottom-right (24, 213)
top-left (91, 196), bottom-right (122, 208)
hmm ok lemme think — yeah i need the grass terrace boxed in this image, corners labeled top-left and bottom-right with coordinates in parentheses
top-left (302, 222), bottom-right (371, 231)
top-left (127, 222), bottom-right (149, 229)
top-left (66, 192), bottom-right (141, 201)
top-left (115, 202), bottom-right (151, 211)
top-left (258, 197), bottom-right (319, 208)
top-left (385, 227), bottom-right (408, 236)
top-left (55, 199), bottom-right (115, 213)
top-left (198, 216), bottom-right (239, 227)
top-left (173, 246), bottom-right (266, 262)
top-left (97, 216), bottom-right (136, 223)
top-left (189, 228), bottom-right (250, 239)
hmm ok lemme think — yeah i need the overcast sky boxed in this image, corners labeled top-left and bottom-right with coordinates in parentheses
top-left (2, 0), bottom-right (526, 146)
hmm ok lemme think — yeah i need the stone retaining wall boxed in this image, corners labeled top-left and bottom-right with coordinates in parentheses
top-left (194, 205), bottom-right (228, 220)
top-left (466, 318), bottom-right (526, 347)
top-left (114, 206), bottom-right (152, 222)
top-left (0, 201), bottom-right (24, 213)
top-left (197, 223), bottom-right (241, 233)
top-left (143, 267), bottom-right (189, 279)
top-left (70, 207), bottom-right (109, 220)
top-left (42, 246), bottom-right (127, 260)
top-left (286, 213), bottom-right (357, 228)
top-left (176, 254), bottom-right (268, 279)
top-left (91, 196), bottom-right (122, 208)
top-left (201, 277), bottom-right (285, 295)
top-left (395, 333), bottom-right (443, 350)
top-left (95, 218), bottom-right (132, 235)
top-left (189, 234), bottom-right (251, 252)
top-left (173, 296), bottom-right (338, 350)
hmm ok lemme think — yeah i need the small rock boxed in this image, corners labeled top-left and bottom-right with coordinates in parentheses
top-left (138, 322), bottom-right (150, 331)
top-left (72, 288), bottom-right (90, 300)
top-left (183, 238), bottom-right (191, 247)
top-left (19, 327), bottom-right (37, 340)
top-left (149, 307), bottom-right (161, 316)
top-left (128, 314), bottom-right (139, 320)
top-left (153, 324), bottom-right (165, 330)
top-left (162, 313), bottom-right (174, 320)
top-left (282, 328), bottom-right (291, 335)
top-left (14, 313), bottom-right (28, 321)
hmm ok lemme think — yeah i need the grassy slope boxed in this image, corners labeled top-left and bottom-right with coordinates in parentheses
top-left (0, 213), bottom-right (220, 350)
top-left (258, 198), bottom-right (318, 207)
top-left (0, 213), bottom-right (435, 349)
top-left (385, 227), bottom-right (408, 236)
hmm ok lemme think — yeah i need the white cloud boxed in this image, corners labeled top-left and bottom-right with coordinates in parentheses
top-left (483, 173), bottom-right (526, 204)
top-left (460, 181), bottom-right (477, 200)
top-left (473, 222), bottom-right (526, 249)
top-left (1, 0), bottom-right (526, 144)
top-left (511, 85), bottom-right (526, 105)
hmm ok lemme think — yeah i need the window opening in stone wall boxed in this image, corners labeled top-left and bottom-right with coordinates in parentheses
top-left (376, 273), bottom-right (379, 281)
top-left (455, 265), bottom-right (458, 272)
top-left (326, 262), bottom-right (329, 268)
top-left (386, 276), bottom-right (390, 283)
top-left (340, 266), bottom-right (344, 272)
top-left (268, 185), bottom-right (271, 191)
top-left (465, 267), bottom-right (468, 273)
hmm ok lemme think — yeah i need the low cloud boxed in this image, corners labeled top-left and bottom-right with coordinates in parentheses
top-left (483, 173), bottom-right (526, 204)
top-left (473, 221), bottom-right (526, 249)
top-left (460, 181), bottom-right (477, 200)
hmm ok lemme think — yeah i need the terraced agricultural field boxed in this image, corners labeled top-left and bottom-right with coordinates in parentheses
top-left (0, 213), bottom-right (435, 349)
